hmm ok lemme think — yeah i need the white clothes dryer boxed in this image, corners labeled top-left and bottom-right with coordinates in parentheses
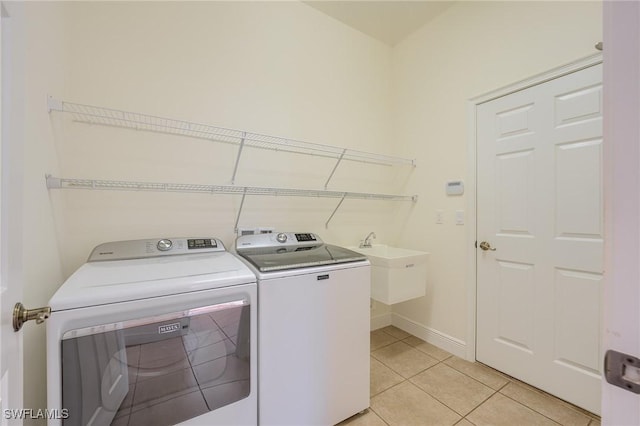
top-left (46, 238), bottom-right (257, 426)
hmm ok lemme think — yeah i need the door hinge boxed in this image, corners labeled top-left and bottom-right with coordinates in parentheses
top-left (604, 350), bottom-right (640, 394)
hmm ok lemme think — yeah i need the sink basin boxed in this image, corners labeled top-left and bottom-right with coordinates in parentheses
top-left (349, 245), bottom-right (429, 305)
top-left (350, 245), bottom-right (428, 268)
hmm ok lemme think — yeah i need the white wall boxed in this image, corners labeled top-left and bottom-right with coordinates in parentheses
top-left (5, 1), bottom-right (69, 419)
top-left (53, 1), bottom-right (400, 277)
top-left (390, 1), bottom-right (602, 348)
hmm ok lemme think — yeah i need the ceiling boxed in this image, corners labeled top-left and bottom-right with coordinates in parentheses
top-left (304, 1), bottom-right (456, 46)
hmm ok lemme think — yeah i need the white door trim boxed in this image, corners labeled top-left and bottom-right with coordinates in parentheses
top-left (465, 52), bottom-right (603, 362)
top-left (601, 1), bottom-right (640, 423)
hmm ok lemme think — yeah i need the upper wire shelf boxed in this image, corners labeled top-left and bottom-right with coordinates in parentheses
top-left (48, 97), bottom-right (416, 167)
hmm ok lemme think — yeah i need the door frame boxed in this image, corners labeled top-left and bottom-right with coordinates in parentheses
top-left (465, 52), bottom-right (603, 363)
top-left (601, 1), bottom-right (640, 424)
top-left (0, 2), bottom-right (26, 421)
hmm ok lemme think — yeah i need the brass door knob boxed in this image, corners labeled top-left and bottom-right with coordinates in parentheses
top-left (13, 303), bottom-right (51, 332)
top-left (479, 241), bottom-right (496, 251)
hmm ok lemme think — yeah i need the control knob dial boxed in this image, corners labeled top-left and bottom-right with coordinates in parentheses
top-left (157, 239), bottom-right (173, 251)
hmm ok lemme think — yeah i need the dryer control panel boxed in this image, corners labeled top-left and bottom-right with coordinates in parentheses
top-left (88, 237), bottom-right (225, 261)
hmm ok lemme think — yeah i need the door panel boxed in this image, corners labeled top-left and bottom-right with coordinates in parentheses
top-left (553, 269), bottom-right (601, 374)
top-left (496, 260), bottom-right (534, 353)
top-left (555, 139), bottom-right (602, 237)
top-left (497, 150), bottom-right (535, 235)
top-left (477, 64), bottom-right (603, 414)
top-left (554, 84), bottom-right (602, 127)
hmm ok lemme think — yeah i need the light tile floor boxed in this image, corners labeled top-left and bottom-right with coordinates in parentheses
top-left (340, 326), bottom-right (601, 426)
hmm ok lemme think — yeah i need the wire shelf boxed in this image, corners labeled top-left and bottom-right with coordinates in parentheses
top-left (48, 97), bottom-right (416, 167)
top-left (47, 97), bottom-right (418, 228)
top-left (46, 176), bottom-right (417, 202)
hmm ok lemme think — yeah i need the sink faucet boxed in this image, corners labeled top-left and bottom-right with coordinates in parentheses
top-left (360, 232), bottom-right (376, 248)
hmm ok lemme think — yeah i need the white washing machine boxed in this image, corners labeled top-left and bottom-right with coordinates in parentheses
top-left (235, 232), bottom-right (370, 426)
top-left (46, 238), bottom-right (257, 426)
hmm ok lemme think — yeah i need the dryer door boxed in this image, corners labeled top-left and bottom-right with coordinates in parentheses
top-left (60, 299), bottom-right (251, 426)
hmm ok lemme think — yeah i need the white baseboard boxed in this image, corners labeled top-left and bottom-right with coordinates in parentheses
top-left (391, 313), bottom-right (467, 359)
top-left (370, 312), bottom-right (392, 331)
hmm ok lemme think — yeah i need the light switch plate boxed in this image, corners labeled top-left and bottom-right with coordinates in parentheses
top-left (455, 210), bottom-right (464, 225)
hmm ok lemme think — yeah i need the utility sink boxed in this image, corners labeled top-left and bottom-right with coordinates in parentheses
top-left (349, 245), bottom-right (430, 305)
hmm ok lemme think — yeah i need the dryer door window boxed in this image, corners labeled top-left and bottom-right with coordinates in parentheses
top-left (60, 299), bottom-right (251, 426)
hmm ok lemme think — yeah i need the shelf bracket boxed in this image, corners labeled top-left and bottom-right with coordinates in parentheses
top-left (47, 96), bottom-right (63, 113)
top-left (45, 174), bottom-right (62, 189)
top-left (324, 149), bottom-right (346, 190)
top-left (231, 132), bottom-right (246, 185)
top-left (325, 194), bottom-right (347, 229)
top-left (234, 188), bottom-right (248, 233)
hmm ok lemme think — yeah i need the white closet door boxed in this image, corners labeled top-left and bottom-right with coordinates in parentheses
top-left (476, 63), bottom-right (603, 414)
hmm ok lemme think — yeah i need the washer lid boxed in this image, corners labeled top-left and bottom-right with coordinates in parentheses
top-left (49, 251), bottom-right (256, 311)
top-left (237, 243), bottom-right (367, 272)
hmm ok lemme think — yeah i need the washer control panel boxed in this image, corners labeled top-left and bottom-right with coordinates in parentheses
top-left (88, 237), bottom-right (224, 261)
top-left (236, 232), bottom-right (321, 251)
top-left (187, 238), bottom-right (217, 250)
top-left (294, 233), bottom-right (317, 242)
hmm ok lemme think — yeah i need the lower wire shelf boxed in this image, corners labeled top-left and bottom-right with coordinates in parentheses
top-left (45, 175), bottom-right (417, 229)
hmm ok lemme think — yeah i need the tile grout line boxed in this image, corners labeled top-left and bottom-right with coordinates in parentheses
top-left (371, 329), bottom-right (597, 426)
top-left (367, 407), bottom-right (392, 426)
top-left (370, 338), bottom-right (463, 425)
top-left (427, 355), bottom-right (501, 424)
top-left (476, 361), bottom-right (600, 419)
top-left (497, 390), bottom-right (580, 426)
top-left (373, 331), bottom-right (502, 419)
top-left (504, 379), bottom-right (601, 423)
top-left (369, 379), bottom-right (412, 426)
top-left (373, 330), bottom-right (505, 415)
top-left (461, 389), bottom-right (497, 425)
top-left (407, 373), bottom-right (497, 421)
top-left (493, 372), bottom-right (598, 424)
top-left (370, 330), bottom-right (401, 352)
top-left (376, 354), bottom-right (441, 381)
top-left (374, 349), bottom-right (477, 424)
top-left (438, 356), bottom-right (511, 395)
